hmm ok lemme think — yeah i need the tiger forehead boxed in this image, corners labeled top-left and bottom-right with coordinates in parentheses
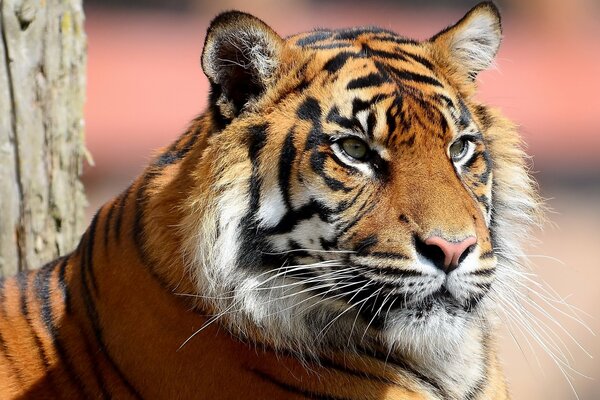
top-left (289, 27), bottom-right (418, 49)
top-left (286, 27), bottom-right (475, 137)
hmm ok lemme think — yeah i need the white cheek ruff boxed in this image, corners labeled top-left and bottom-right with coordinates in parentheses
top-left (257, 186), bottom-right (287, 229)
top-left (214, 188), bottom-right (249, 273)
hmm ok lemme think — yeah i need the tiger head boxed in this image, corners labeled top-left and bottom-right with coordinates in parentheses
top-left (180, 2), bottom-right (539, 361)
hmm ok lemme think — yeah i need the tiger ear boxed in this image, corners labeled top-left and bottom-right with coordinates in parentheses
top-left (201, 11), bottom-right (284, 120)
top-left (431, 2), bottom-right (502, 81)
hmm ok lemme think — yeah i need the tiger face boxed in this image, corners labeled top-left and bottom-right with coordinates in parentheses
top-left (187, 2), bottom-right (537, 360)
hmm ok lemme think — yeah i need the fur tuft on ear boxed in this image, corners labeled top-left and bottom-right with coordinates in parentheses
top-left (201, 11), bottom-right (284, 120)
top-left (431, 2), bottom-right (502, 81)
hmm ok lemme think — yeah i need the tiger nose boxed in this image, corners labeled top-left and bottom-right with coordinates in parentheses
top-left (417, 236), bottom-right (477, 273)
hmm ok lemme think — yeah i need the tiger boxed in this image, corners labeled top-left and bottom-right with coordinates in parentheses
top-left (0, 2), bottom-right (541, 399)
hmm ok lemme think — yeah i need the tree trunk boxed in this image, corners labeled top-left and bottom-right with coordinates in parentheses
top-left (0, 0), bottom-right (86, 277)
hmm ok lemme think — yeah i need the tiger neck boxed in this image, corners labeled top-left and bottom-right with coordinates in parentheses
top-left (65, 113), bottom-right (507, 399)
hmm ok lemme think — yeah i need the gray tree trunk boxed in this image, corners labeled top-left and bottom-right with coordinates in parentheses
top-left (0, 0), bottom-right (87, 277)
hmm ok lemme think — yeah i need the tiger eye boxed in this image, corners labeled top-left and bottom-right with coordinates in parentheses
top-left (341, 137), bottom-right (369, 161)
top-left (449, 139), bottom-right (468, 161)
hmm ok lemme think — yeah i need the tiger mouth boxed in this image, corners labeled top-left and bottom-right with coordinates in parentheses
top-left (345, 285), bottom-right (486, 329)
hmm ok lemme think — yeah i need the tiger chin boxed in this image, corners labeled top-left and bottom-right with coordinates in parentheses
top-left (0, 2), bottom-right (541, 400)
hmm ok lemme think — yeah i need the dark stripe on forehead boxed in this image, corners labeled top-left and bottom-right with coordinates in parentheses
top-left (326, 106), bottom-right (354, 131)
top-left (361, 44), bottom-right (409, 61)
top-left (347, 72), bottom-right (390, 90)
top-left (297, 96), bottom-right (322, 123)
top-left (378, 61), bottom-right (443, 88)
top-left (326, 95), bottom-right (391, 134)
top-left (334, 26), bottom-right (396, 41)
top-left (310, 42), bottom-right (355, 50)
top-left (395, 48), bottom-right (435, 70)
top-left (352, 98), bottom-right (372, 115)
top-left (295, 30), bottom-right (334, 46)
top-left (372, 34), bottom-right (418, 45)
top-left (324, 51), bottom-right (361, 73)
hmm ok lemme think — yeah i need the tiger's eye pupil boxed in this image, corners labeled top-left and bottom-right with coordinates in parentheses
top-left (450, 139), bottom-right (467, 160)
top-left (342, 138), bottom-right (368, 160)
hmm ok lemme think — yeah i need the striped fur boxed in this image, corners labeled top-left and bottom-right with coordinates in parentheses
top-left (0, 2), bottom-right (539, 399)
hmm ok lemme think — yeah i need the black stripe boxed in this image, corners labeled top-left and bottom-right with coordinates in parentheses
top-left (308, 42), bottom-right (354, 50)
top-left (435, 94), bottom-right (455, 109)
top-left (84, 212), bottom-right (101, 295)
top-left (366, 111), bottom-right (377, 138)
top-left (457, 98), bottom-right (473, 129)
top-left (238, 124), bottom-right (270, 271)
top-left (310, 150), bottom-right (354, 192)
top-left (361, 44), bottom-right (409, 62)
top-left (385, 64), bottom-right (443, 87)
top-left (385, 102), bottom-right (398, 146)
top-left (17, 271), bottom-right (60, 397)
top-left (346, 72), bottom-right (389, 90)
top-left (278, 127), bottom-right (297, 209)
top-left (34, 259), bottom-right (90, 397)
top-left (395, 48), bottom-right (435, 70)
top-left (131, 171), bottom-right (172, 287)
top-left (478, 149), bottom-right (493, 184)
top-left (78, 235), bottom-right (143, 399)
top-left (326, 106), bottom-right (354, 131)
top-left (298, 96), bottom-right (322, 125)
top-left (357, 94), bottom-right (391, 115)
top-left (153, 124), bottom-right (202, 168)
top-left (265, 199), bottom-right (332, 235)
top-left (57, 256), bottom-right (72, 314)
top-left (323, 52), bottom-right (359, 73)
top-left (367, 252), bottom-right (410, 260)
top-left (335, 27), bottom-right (395, 41)
top-left (354, 234), bottom-right (378, 255)
top-left (474, 104), bottom-right (495, 130)
top-left (338, 193), bottom-right (377, 235)
top-left (335, 185), bottom-right (366, 213)
top-left (295, 30), bottom-right (334, 46)
top-left (78, 245), bottom-right (111, 399)
top-left (249, 368), bottom-right (352, 400)
top-left (113, 187), bottom-right (130, 240)
top-left (373, 34), bottom-right (418, 45)
top-left (353, 263), bottom-right (423, 278)
top-left (471, 268), bottom-right (495, 277)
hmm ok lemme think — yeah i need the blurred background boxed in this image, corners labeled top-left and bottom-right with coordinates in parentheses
top-left (82, 0), bottom-right (599, 398)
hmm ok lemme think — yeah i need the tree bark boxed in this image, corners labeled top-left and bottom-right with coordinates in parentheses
top-left (0, 0), bottom-right (86, 277)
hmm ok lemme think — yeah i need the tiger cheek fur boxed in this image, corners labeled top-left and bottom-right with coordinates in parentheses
top-left (0, 3), bottom-right (538, 400)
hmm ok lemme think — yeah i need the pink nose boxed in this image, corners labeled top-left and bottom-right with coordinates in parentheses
top-left (423, 236), bottom-right (477, 272)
